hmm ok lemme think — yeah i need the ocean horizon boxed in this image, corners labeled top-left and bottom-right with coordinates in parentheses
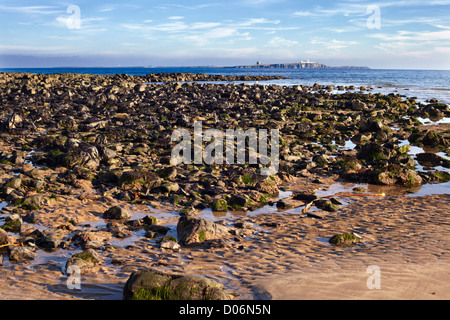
top-left (2, 66), bottom-right (450, 104)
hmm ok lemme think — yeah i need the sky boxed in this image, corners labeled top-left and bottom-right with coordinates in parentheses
top-left (0, 0), bottom-right (450, 69)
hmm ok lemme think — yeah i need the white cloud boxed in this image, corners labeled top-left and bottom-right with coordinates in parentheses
top-left (293, 11), bottom-right (314, 17)
top-left (267, 37), bottom-right (299, 47)
top-left (311, 38), bottom-right (359, 50)
top-left (0, 5), bottom-right (63, 15)
top-left (369, 29), bottom-right (450, 42)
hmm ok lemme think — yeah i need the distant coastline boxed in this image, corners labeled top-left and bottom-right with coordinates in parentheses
top-left (233, 61), bottom-right (370, 70)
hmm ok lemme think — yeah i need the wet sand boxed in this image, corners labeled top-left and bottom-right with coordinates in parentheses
top-left (1, 177), bottom-right (449, 300)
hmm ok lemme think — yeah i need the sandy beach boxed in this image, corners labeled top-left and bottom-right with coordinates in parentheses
top-left (0, 72), bottom-right (449, 300)
top-left (1, 177), bottom-right (449, 300)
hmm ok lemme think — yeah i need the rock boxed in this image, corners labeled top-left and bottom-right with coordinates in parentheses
top-left (64, 139), bottom-right (101, 170)
top-left (20, 194), bottom-right (43, 210)
top-left (65, 249), bottom-right (104, 274)
top-left (212, 199), bottom-right (228, 212)
top-left (160, 240), bottom-right (181, 251)
top-left (314, 199), bottom-right (339, 212)
top-left (374, 171), bottom-right (397, 185)
top-left (98, 146), bottom-right (117, 160)
top-left (4, 177), bottom-right (22, 189)
top-left (329, 233), bottom-right (360, 247)
top-left (179, 207), bottom-right (198, 217)
top-left (141, 215), bottom-right (158, 226)
top-left (374, 165), bottom-right (422, 187)
top-left (0, 228), bottom-right (11, 245)
top-left (135, 84), bottom-right (147, 92)
top-left (416, 153), bottom-right (444, 167)
top-left (146, 224), bottom-right (171, 236)
top-left (157, 167), bottom-right (177, 181)
top-left (19, 224), bottom-right (36, 237)
top-left (228, 195), bottom-right (249, 209)
top-left (103, 206), bottom-right (131, 220)
top-left (293, 192), bottom-right (318, 203)
top-left (357, 143), bottom-right (392, 162)
top-left (6, 114), bottom-right (22, 130)
top-left (350, 99), bottom-right (368, 111)
top-left (8, 246), bottom-right (36, 262)
top-left (422, 131), bottom-right (448, 148)
top-left (2, 214), bottom-right (23, 232)
top-left (160, 182), bottom-right (179, 193)
top-left (362, 119), bottom-right (389, 133)
top-left (36, 235), bottom-right (62, 250)
top-left (276, 199), bottom-right (296, 210)
top-left (234, 221), bottom-right (254, 229)
top-left (177, 216), bottom-right (229, 245)
top-left (123, 269), bottom-right (231, 300)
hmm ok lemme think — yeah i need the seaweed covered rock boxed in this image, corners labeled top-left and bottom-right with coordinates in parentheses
top-left (123, 269), bottom-right (231, 300)
top-left (63, 138), bottom-right (102, 170)
top-left (329, 233), bottom-right (360, 247)
top-left (422, 130), bottom-right (449, 148)
top-left (373, 165), bottom-right (423, 187)
top-left (65, 249), bottom-right (104, 274)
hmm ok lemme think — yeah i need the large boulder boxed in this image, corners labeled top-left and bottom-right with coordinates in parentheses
top-left (123, 269), bottom-right (231, 300)
top-left (177, 216), bottom-right (229, 246)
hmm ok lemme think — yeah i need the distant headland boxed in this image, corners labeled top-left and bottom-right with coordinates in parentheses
top-left (233, 60), bottom-right (370, 70)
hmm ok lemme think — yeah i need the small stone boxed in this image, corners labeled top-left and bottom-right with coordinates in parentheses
top-left (161, 240), bottom-right (181, 251)
top-left (8, 246), bottom-right (36, 262)
top-left (329, 233), bottom-right (360, 247)
top-left (103, 206), bottom-right (131, 220)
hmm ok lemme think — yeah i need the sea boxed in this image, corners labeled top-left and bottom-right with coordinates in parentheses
top-left (1, 67), bottom-right (450, 104)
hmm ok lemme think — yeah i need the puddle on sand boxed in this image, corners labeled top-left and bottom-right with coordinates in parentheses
top-left (417, 117), bottom-right (450, 126)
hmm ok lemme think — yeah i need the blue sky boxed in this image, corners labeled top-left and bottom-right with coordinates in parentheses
top-left (1, 0), bottom-right (450, 69)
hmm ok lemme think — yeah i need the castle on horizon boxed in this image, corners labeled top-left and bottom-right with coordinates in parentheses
top-left (236, 60), bottom-right (369, 70)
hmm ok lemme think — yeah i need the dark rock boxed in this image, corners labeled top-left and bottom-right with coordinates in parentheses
top-left (123, 269), bottom-right (231, 300)
top-left (228, 195), bottom-right (249, 208)
top-left (103, 206), bottom-right (131, 220)
top-left (36, 235), bottom-right (62, 250)
top-left (293, 193), bottom-right (318, 203)
top-left (416, 153), bottom-right (444, 167)
top-left (357, 143), bottom-right (392, 162)
top-left (146, 224), bottom-right (170, 235)
top-left (422, 131), bottom-right (448, 148)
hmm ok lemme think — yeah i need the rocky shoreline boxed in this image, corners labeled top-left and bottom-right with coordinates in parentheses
top-left (0, 72), bottom-right (449, 300)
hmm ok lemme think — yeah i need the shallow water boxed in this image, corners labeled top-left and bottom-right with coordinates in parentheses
top-left (417, 117), bottom-right (450, 126)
